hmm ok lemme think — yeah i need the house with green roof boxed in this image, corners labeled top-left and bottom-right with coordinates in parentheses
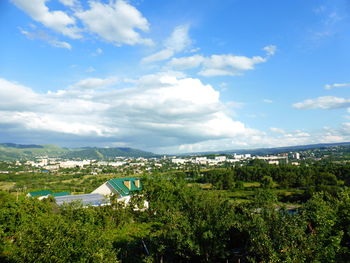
top-left (92, 177), bottom-right (142, 197)
top-left (92, 177), bottom-right (147, 209)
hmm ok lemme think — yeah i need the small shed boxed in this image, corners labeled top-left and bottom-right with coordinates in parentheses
top-left (27, 190), bottom-right (52, 197)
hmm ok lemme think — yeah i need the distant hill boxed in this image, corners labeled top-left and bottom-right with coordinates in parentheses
top-left (0, 143), bottom-right (44, 149)
top-left (180, 142), bottom-right (350, 156)
top-left (0, 143), bottom-right (70, 161)
top-left (0, 143), bottom-right (158, 161)
top-left (60, 147), bottom-right (158, 159)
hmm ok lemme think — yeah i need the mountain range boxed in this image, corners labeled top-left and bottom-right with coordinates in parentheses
top-left (0, 143), bottom-right (158, 161)
top-left (1, 142), bottom-right (350, 161)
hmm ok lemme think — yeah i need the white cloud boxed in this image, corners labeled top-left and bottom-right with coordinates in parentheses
top-left (168, 55), bottom-right (205, 69)
top-left (70, 77), bottom-right (118, 90)
top-left (164, 24), bottom-right (191, 52)
top-left (263, 45), bottom-right (277, 56)
top-left (168, 45), bottom-right (275, 77)
top-left (293, 96), bottom-right (350, 109)
top-left (0, 111), bottom-right (114, 136)
top-left (19, 28), bottom-right (72, 49)
top-left (50, 40), bottom-right (72, 49)
top-left (142, 49), bottom-right (174, 64)
top-left (12, 0), bottom-right (81, 39)
top-left (75, 0), bottom-right (152, 46)
top-left (142, 24), bottom-right (191, 63)
top-left (199, 54), bottom-right (266, 77)
top-left (59, 0), bottom-right (77, 7)
top-left (0, 79), bottom-right (39, 111)
top-left (0, 75), bottom-right (258, 151)
top-left (324, 82), bottom-right (350, 90)
top-left (263, 99), bottom-right (273, 103)
top-left (3, 74), bottom-right (348, 153)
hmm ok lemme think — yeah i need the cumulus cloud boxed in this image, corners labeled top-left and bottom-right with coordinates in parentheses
top-left (12, 0), bottom-right (152, 47)
top-left (293, 96), bottom-right (350, 109)
top-left (167, 45), bottom-right (275, 77)
top-left (0, 75), bottom-right (258, 151)
top-left (75, 0), bottom-right (152, 46)
top-left (324, 82), bottom-right (350, 90)
top-left (2, 76), bottom-right (350, 152)
top-left (142, 25), bottom-right (191, 63)
top-left (12, 0), bottom-right (81, 39)
top-left (0, 79), bottom-right (39, 111)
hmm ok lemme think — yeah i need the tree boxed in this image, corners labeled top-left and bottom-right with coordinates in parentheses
top-left (261, 175), bottom-right (274, 189)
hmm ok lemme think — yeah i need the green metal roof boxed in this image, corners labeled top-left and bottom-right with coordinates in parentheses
top-left (52, 192), bottom-right (70, 197)
top-left (107, 177), bottom-right (142, 197)
top-left (28, 190), bottom-right (52, 197)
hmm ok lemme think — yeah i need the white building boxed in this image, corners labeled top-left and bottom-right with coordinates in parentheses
top-left (215, 156), bottom-right (227, 162)
top-left (171, 158), bottom-right (187, 164)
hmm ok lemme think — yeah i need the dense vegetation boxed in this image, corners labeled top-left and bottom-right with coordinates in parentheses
top-left (0, 161), bottom-right (350, 262)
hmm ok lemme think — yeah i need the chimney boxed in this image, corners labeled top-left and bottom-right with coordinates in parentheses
top-left (123, 180), bottom-right (131, 189)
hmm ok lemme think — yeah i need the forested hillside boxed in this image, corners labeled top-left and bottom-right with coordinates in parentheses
top-left (0, 143), bottom-right (158, 160)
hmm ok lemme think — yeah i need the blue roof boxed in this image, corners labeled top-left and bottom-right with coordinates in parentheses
top-left (55, 193), bottom-right (109, 206)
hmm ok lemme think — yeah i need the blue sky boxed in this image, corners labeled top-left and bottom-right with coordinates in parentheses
top-left (0, 0), bottom-right (350, 153)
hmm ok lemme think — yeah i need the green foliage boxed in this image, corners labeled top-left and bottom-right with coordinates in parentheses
top-left (1, 168), bottom-right (350, 262)
top-left (261, 175), bottom-right (274, 189)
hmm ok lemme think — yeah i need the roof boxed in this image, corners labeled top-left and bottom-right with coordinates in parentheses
top-left (28, 190), bottom-right (52, 197)
top-left (107, 177), bottom-right (142, 197)
top-left (55, 193), bottom-right (109, 207)
top-left (51, 192), bottom-right (70, 197)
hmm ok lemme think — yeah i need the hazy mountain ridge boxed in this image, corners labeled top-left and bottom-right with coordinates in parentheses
top-left (1, 142), bottom-right (350, 161)
top-left (178, 142), bottom-right (350, 156)
top-left (0, 143), bottom-right (158, 160)
top-left (60, 147), bottom-right (158, 159)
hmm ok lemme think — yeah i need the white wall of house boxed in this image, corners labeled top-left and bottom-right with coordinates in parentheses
top-left (92, 182), bottom-right (115, 195)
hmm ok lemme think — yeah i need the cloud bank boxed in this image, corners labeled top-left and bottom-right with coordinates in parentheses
top-left (0, 75), bottom-right (258, 152)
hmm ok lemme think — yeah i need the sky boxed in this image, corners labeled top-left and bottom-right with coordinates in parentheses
top-left (0, 0), bottom-right (350, 154)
